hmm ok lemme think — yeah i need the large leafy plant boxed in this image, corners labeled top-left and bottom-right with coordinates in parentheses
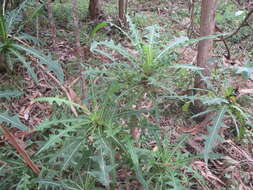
top-left (0, 0), bottom-right (64, 83)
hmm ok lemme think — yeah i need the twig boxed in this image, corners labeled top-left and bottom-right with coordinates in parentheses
top-left (0, 125), bottom-right (40, 174)
top-left (216, 9), bottom-right (253, 42)
top-left (215, 25), bottom-right (231, 59)
top-left (38, 64), bottom-right (79, 117)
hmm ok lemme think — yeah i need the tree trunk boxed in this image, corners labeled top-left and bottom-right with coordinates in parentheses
top-left (72, 0), bottom-right (86, 99)
top-left (192, 0), bottom-right (216, 121)
top-left (46, 0), bottom-right (56, 50)
top-left (89, 0), bottom-right (101, 20)
top-left (118, 0), bottom-right (125, 21)
top-left (194, 0), bottom-right (216, 90)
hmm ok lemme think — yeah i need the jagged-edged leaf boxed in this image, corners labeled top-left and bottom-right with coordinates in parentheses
top-left (236, 61), bottom-right (253, 79)
top-left (82, 68), bottom-right (109, 77)
top-left (61, 140), bottom-right (83, 171)
top-left (126, 15), bottom-right (142, 47)
top-left (6, 0), bottom-right (31, 33)
top-left (37, 117), bottom-right (88, 131)
top-left (10, 48), bottom-right (38, 82)
top-left (34, 97), bottom-right (82, 109)
top-left (155, 36), bottom-right (189, 62)
top-left (39, 53), bottom-right (64, 83)
top-left (17, 33), bottom-right (44, 46)
top-left (11, 44), bottom-right (64, 83)
top-left (0, 90), bottom-right (24, 99)
top-left (201, 97), bottom-right (228, 105)
top-left (33, 178), bottom-right (79, 190)
top-left (204, 106), bottom-right (227, 163)
top-left (89, 155), bottom-right (114, 187)
top-left (36, 126), bottom-right (76, 155)
top-left (0, 112), bottom-right (27, 130)
top-left (167, 172), bottom-right (187, 190)
top-left (145, 25), bottom-right (160, 47)
top-left (91, 40), bottom-right (135, 62)
top-left (126, 141), bottom-right (148, 189)
top-left (155, 33), bottom-right (229, 62)
top-left (90, 41), bottom-right (116, 62)
top-left (91, 22), bottom-right (109, 38)
top-left (170, 64), bottom-right (204, 71)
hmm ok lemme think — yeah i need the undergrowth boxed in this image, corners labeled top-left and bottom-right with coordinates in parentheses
top-left (0, 1), bottom-right (253, 189)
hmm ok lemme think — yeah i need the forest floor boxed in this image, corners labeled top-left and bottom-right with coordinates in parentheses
top-left (1, 0), bottom-right (253, 189)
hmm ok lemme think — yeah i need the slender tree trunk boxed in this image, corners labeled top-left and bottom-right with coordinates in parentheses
top-left (192, 0), bottom-right (216, 121)
top-left (46, 0), bottom-right (56, 50)
top-left (72, 0), bottom-right (86, 99)
top-left (194, 0), bottom-right (216, 89)
top-left (89, 0), bottom-right (101, 20)
top-left (118, 0), bottom-right (125, 21)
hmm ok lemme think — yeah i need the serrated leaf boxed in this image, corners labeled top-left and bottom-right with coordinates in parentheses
top-left (202, 97), bottom-right (228, 105)
top-left (91, 22), bottom-right (109, 38)
top-left (236, 66), bottom-right (253, 78)
top-left (145, 25), bottom-right (160, 47)
top-left (12, 44), bottom-right (64, 83)
top-left (91, 40), bottom-right (134, 62)
top-left (170, 64), bottom-right (204, 71)
top-left (89, 155), bottom-right (114, 187)
top-left (34, 97), bottom-right (82, 109)
top-left (0, 112), bottom-right (27, 130)
top-left (37, 118), bottom-right (87, 131)
top-left (40, 54), bottom-right (64, 83)
top-left (10, 48), bottom-right (38, 83)
top-left (61, 140), bottom-right (83, 171)
top-left (0, 90), bottom-right (24, 99)
top-left (204, 106), bottom-right (227, 163)
top-left (36, 126), bottom-right (75, 155)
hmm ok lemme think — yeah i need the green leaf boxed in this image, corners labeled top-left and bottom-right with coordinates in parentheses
top-left (10, 48), bottom-right (38, 82)
top-left (91, 22), bottom-right (109, 38)
top-left (170, 64), bottom-right (204, 71)
top-left (155, 36), bottom-right (188, 62)
top-left (204, 106), bottom-right (227, 163)
top-left (0, 90), bottom-right (24, 99)
top-left (12, 44), bottom-right (64, 83)
top-left (89, 153), bottom-right (114, 187)
top-left (0, 14), bottom-right (7, 41)
top-left (37, 118), bottom-right (87, 131)
top-left (61, 140), bottom-right (83, 171)
top-left (91, 40), bottom-right (135, 62)
top-left (34, 97), bottom-right (82, 109)
top-left (36, 126), bottom-right (74, 155)
top-left (0, 112), bottom-right (27, 130)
